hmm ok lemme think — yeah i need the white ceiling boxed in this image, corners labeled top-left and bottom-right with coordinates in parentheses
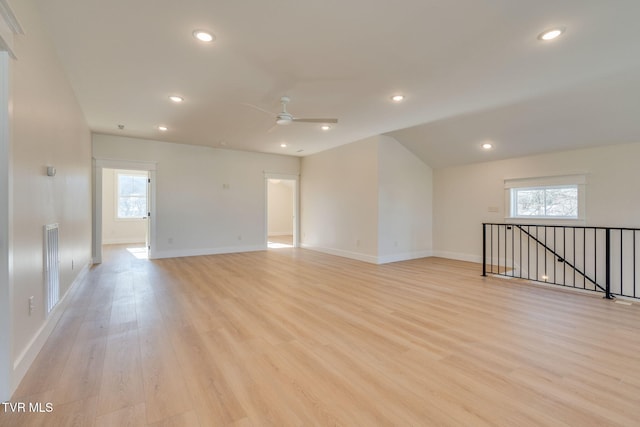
top-left (33, 0), bottom-right (640, 168)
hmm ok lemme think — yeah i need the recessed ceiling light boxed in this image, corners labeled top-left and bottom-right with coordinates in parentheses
top-left (321, 125), bottom-right (331, 131)
top-left (482, 143), bottom-right (493, 150)
top-left (168, 95), bottom-right (184, 103)
top-left (391, 95), bottom-right (405, 102)
top-left (280, 143), bottom-right (287, 148)
top-left (538, 28), bottom-right (564, 41)
top-left (158, 125), bottom-right (168, 131)
top-left (193, 30), bottom-right (215, 43)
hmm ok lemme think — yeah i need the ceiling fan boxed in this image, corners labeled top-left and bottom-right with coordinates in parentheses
top-left (273, 96), bottom-right (338, 126)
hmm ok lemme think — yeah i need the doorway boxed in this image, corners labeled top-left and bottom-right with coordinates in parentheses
top-left (93, 159), bottom-right (156, 263)
top-left (265, 174), bottom-right (299, 249)
top-left (101, 168), bottom-right (149, 259)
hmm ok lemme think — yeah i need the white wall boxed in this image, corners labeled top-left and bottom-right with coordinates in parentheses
top-left (6, 0), bottom-right (92, 397)
top-left (93, 134), bottom-right (300, 258)
top-left (433, 142), bottom-right (640, 262)
top-left (267, 180), bottom-right (293, 236)
top-left (301, 135), bottom-right (433, 264)
top-left (301, 136), bottom-right (380, 262)
top-left (378, 136), bottom-right (433, 263)
top-left (102, 168), bottom-right (147, 244)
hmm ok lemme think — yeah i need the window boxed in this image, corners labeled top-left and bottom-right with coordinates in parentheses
top-left (117, 172), bottom-right (147, 219)
top-left (505, 174), bottom-right (586, 221)
top-left (512, 186), bottom-right (578, 218)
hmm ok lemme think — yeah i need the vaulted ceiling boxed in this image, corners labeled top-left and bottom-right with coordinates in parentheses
top-left (34, 0), bottom-right (640, 167)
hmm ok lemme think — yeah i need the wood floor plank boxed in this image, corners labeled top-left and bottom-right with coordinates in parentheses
top-left (135, 276), bottom-right (191, 424)
top-left (52, 332), bottom-right (108, 406)
top-left (148, 410), bottom-right (200, 427)
top-left (5, 244), bottom-right (640, 426)
top-left (96, 328), bottom-right (145, 416)
top-left (95, 403), bottom-right (147, 427)
top-left (165, 324), bottom-right (246, 425)
top-left (137, 324), bottom-right (192, 424)
top-left (11, 310), bottom-right (84, 399)
top-left (43, 395), bottom-right (98, 427)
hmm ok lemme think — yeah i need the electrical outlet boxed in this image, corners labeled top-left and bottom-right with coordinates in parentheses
top-left (28, 296), bottom-right (34, 315)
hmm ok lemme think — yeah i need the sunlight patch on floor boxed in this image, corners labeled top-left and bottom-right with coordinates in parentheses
top-left (268, 241), bottom-right (294, 249)
top-left (127, 246), bottom-right (149, 259)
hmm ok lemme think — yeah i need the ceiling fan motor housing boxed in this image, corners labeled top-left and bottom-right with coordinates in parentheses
top-left (276, 113), bottom-right (293, 125)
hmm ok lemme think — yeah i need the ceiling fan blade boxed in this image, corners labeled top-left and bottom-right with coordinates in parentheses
top-left (239, 102), bottom-right (275, 116)
top-left (292, 118), bottom-right (338, 124)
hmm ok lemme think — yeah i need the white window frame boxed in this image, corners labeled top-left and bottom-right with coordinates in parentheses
top-left (115, 171), bottom-right (148, 221)
top-left (505, 174), bottom-right (586, 223)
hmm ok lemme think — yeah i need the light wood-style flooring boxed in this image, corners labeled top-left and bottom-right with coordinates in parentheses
top-left (2, 244), bottom-right (640, 426)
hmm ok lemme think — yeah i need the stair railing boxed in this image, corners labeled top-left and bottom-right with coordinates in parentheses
top-left (482, 223), bottom-right (640, 300)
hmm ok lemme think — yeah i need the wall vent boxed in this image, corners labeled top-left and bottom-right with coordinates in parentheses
top-left (44, 224), bottom-right (60, 314)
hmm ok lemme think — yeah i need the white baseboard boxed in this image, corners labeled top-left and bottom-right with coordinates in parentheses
top-left (151, 244), bottom-right (265, 259)
top-left (432, 251), bottom-right (521, 275)
top-left (102, 238), bottom-right (146, 245)
top-left (267, 232), bottom-right (293, 237)
top-left (301, 244), bottom-right (435, 265)
top-left (300, 244), bottom-right (379, 264)
top-left (431, 250), bottom-right (483, 264)
top-left (12, 262), bottom-right (91, 394)
top-left (377, 250), bottom-right (433, 264)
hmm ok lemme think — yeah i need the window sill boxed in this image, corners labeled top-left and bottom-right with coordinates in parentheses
top-left (504, 217), bottom-right (586, 226)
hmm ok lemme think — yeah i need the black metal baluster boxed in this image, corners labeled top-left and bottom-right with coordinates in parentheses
top-left (509, 227), bottom-right (516, 277)
top-left (482, 224), bottom-right (487, 277)
top-left (536, 226), bottom-right (540, 280)
top-left (593, 228), bottom-right (596, 292)
top-left (519, 226), bottom-right (523, 280)
top-left (553, 227), bottom-right (556, 284)
top-left (504, 224), bottom-right (507, 275)
top-left (497, 225), bottom-right (501, 275)
top-left (544, 226), bottom-right (547, 282)
top-left (583, 228), bottom-right (588, 289)
top-left (634, 230), bottom-right (637, 298)
top-left (605, 228), bottom-right (612, 299)
top-left (621, 229), bottom-right (624, 296)
top-left (563, 226), bottom-right (567, 285)
top-left (573, 227), bottom-right (576, 287)
top-left (527, 226), bottom-right (531, 280)
top-left (490, 224), bottom-right (494, 274)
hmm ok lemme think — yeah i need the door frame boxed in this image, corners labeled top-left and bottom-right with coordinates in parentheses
top-left (93, 158), bottom-right (157, 263)
top-left (1, 1), bottom-right (26, 400)
top-left (0, 51), bottom-right (12, 402)
top-left (264, 172), bottom-right (299, 248)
